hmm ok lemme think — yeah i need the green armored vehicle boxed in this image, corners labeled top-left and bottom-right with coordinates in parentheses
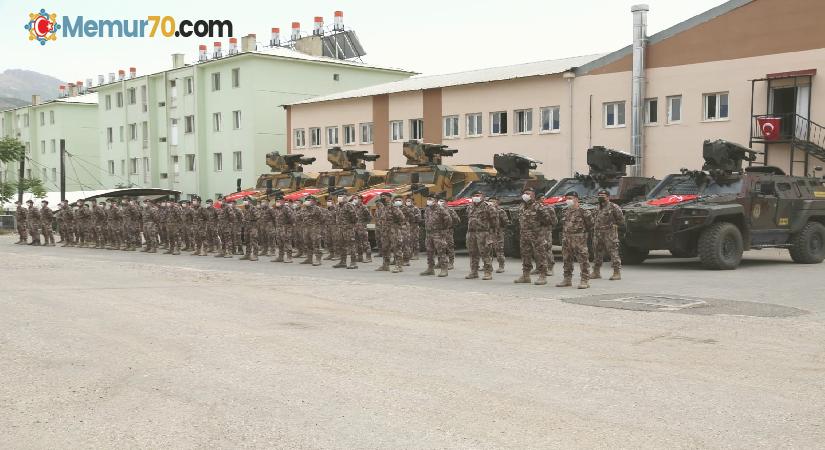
top-left (448, 153), bottom-right (556, 256)
top-left (283, 147), bottom-right (387, 203)
top-left (621, 139), bottom-right (825, 269)
top-left (252, 152), bottom-right (318, 199)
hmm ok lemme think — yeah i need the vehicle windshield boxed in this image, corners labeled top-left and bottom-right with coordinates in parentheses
top-left (275, 177), bottom-right (293, 189)
top-left (456, 181), bottom-right (529, 199)
top-left (547, 179), bottom-right (618, 198)
top-left (387, 170), bottom-right (436, 185)
top-left (649, 174), bottom-right (744, 197)
top-left (336, 174), bottom-right (355, 187)
top-left (317, 175), bottom-right (336, 187)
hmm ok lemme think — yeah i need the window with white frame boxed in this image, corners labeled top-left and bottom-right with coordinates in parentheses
top-left (40, 140), bottom-right (45, 154)
top-left (410, 119), bottom-right (424, 141)
top-left (603, 101), bottom-right (626, 128)
top-left (644, 98), bottom-right (658, 125)
top-left (390, 120), bottom-right (404, 141)
top-left (540, 106), bottom-right (560, 132)
top-left (172, 155), bottom-right (180, 175)
top-left (105, 95), bottom-right (112, 110)
top-left (232, 110), bottom-right (241, 129)
top-left (467, 113), bottom-right (482, 136)
top-left (490, 111), bottom-right (508, 135)
top-left (116, 92), bottom-right (123, 108)
top-left (213, 152), bottom-right (223, 172)
top-left (50, 139), bottom-right (56, 153)
top-left (309, 127), bottom-right (321, 147)
top-left (360, 122), bottom-right (373, 144)
top-left (106, 127), bottom-right (113, 147)
top-left (443, 115), bottom-right (459, 138)
top-left (211, 72), bottom-right (221, 91)
top-left (142, 157), bottom-right (150, 183)
top-left (141, 121), bottom-right (148, 148)
top-left (129, 123), bottom-right (137, 141)
top-left (107, 160), bottom-right (115, 175)
top-left (294, 129), bottom-right (306, 148)
top-left (185, 77), bottom-right (194, 95)
top-left (185, 115), bottom-right (195, 133)
top-left (514, 109), bottom-right (533, 134)
top-left (231, 68), bottom-right (240, 88)
top-left (127, 88), bottom-right (136, 105)
top-left (667, 95), bottom-right (682, 124)
top-left (52, 168), bottom-right (57, 182)
top-left (41, 168), bottom-right (46, 180)
top-left (326, 126), bottom-right (340, 146)
top-left (213, 112), bottom-right (222, 132)
top-left (343, 124), bottom-right (356, 145)
top-left (120, 160), bottom-right (125, 175)
top-left (140, 86), bottom-right (148, 112)
top-left (119, 126), bottom-right (124, 142)
top-left (39, 112), bottom-right (45, 126)
top-left (49, 110), bottom-right (54, 125)
top-left (703, 92), bottom-right (729, 121)
top-left (185, 154), bottom-right (196, 171)
top-left (129, 158), bottom-right (138, 175)
top-left (233, 151), bottom-right (242, 171)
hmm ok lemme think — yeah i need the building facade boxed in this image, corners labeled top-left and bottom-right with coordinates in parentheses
top-left (287, 0), bottom-right (825, 181)
top-left (1, 94), bottom-right (99, 192)
top-left (92, 40), bottom-right (413, 200)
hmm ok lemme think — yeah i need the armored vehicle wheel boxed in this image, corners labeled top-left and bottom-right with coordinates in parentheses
top-left (620, 243), bottom-right (649, 265)
top-left (698, 222), bottom-right (743, 270)
top-left (788, 221), bottom-right (825, 264)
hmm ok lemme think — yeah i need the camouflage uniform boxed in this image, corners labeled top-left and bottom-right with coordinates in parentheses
top-left (293, 205), bottom-right (306, 258)
top-left (141, 203), bottom-right (159, 253)
top-left (592, 201), bottom-right (625, 278)
top-left (380, 202), bottom-right (406, 273)
top-left (94, 203), bottom-right (108, 248)
top-left (128, 202), bottom-right (143, 250)
top-left (257, 202), bottom-right (274, 257)
top-left (64, 204), bottom-right (77, 246)
top-left (165, 204), bottom-right (182, 255)
top-left (333, 200), bottom-right (359, 269)
top-left (40, 204), bottom-right (55, 245)
top-left (106, 203), bottom-right (123, 250)
top-left (231, 206), bottom-right (244, 255)
top-left (558, 207), bottom-right (593, 287)
top-left (205, 202), bottom-right (218, 253)
top-left (374, 202), bottom-right (386, 259)
top-left (55, 204), bottom-right (66, 244)
top-left (182, 205), bottom-right (194, 251)
top-left (27, 203), bottom-right (42, 245)
top-left (301, 202), bottom-right (324, 265)
top-left (215, 205), bottom-right (233, 258)
top-left (355, 202), bottom-right (372, 262)
top-left (446, 207), bottom-right (459, 269)
top-left (272, 202), bottom-right (295, 263)
top-left (240, 203), bottom-right (260, 261)
top-left (192, 203), bottom-right (208, 255)
top-left (73, 203), bottom-right (89, 247)
top-left (515, 199), bottom-right (555, 284)
top-left (15, 204), bottom-right (28, 244)
top-left (323, 204), bottom-right (337, 259)
top-left (403, 203), bottom-right (421, 262)
top-left (465, 200), bottom-right (497, 279)
top-left (421, 203), bottom-right (451, 276)
top-left (492, 203), bottom-right (510, 272)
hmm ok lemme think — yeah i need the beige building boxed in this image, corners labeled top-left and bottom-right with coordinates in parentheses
top-left (286, 0), bottom-right (825, 181)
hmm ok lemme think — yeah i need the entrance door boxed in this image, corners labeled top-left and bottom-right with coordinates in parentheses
top-left (771, 87), bottom-right (797, 138)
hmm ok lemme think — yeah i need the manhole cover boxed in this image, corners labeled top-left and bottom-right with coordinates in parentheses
top-left (562, 293), bottom-right (807, 317)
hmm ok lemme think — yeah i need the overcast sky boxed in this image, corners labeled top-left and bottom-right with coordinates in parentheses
top-left (4, 0), bottom-right (727, 83)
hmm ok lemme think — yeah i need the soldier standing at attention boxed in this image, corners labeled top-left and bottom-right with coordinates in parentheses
top-left (213, 200), bottom-right (230, 258)
top-left (444, 199), bottom-right (458, 270)
top-left (323, 199), bottom-right (337, 260)
top-left (106, 199), bottom-right (121, 250)
top-left (385, 195), bottom-right (407, 273)
top-left (556, 191), bottom-right (594, 289)
top-left (61, 200), bottom-right (76, 247)
top-left (257, 199), bottom-right (274, 257)
top-left (204, 199), bottom-right (218, 254)
top-left (420, 194), bottom-right (451, 277)
top-left (140, 199), bottom-right (158, 253)
top-left (592, 189), bottom-right (625, 281)
top-left (191, 198), bottom-right (209, 256)
top-left (231, 201), bottom-right (245, 255)
top-left (92, 200), bottom-right (107, 249)
top-left (164, 201), bottom-right (182, 255)
top-left (514, 188), bottom-right (554, 285)
top-left (55, 201), bottom-right (65, 244)
top-left (128, 199), bottom-right (143, 251)
top-left (290, 201), bottom-right (304, 259)
top-left (14, 201), bottom-right (28, 244)
top-left (239, 197), bottom-right (260, 261)
top-left (465, 191), bottom-right (497, 280)
top-left (40, 200), bottom-right (55, 246)
top-left (403, 196), bottom-right (421, 261)
top-left (332, 195), bottom-right (359, 269)
top-left (490, 197), bottom-right (509, 273)
top-left (354, 194), bottom-right (372, 263)
top-left (74, 200), bottom-right (89, 247)
top-left (271, 197), bottom-right (294, 263)
top-left (301, 196), bottom-right (324, 266)
top-left (26, 200), bottom-right (42, 246)
top-left (181, 200), bottom-right (194, 252)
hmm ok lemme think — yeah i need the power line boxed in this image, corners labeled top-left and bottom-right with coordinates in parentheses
top-left (65, 153), bottom-right (109, 189)
top-left (68, 153), bottom-right (135, 188)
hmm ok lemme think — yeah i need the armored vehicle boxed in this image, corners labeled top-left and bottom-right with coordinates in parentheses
top-left (621, 139), bottom-right (825, 269)
top-left (542, 146), bottom-right (658, 244)
top-left (249, 151), bottom-right (318, 200)
top-left (448, 153), bottom-right (556, 256)
top-left (283, 147), bottom-right (386, 203)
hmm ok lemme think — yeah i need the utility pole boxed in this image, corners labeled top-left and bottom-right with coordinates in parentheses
top-left (60, 139), bottom-right (66, 201)
top-left (17, 155), bottom-right (24, 203)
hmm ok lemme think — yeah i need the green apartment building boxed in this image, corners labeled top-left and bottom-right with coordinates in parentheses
top-left (91, 35), bottom-right (414, 200)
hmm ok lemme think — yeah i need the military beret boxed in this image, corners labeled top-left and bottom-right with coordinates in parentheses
top-left (565, 191), bottom-right (579, 198)
top-left (25, 200), bottom-right (33, 204)
top-left (205, 199), bottom-right (214, 204)
top-left (597, 189), bottom-right (610, 196)
top-left (41, 200), bottom-right (49, 204)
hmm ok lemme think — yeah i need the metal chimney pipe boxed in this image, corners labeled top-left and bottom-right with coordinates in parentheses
top-left (630, 4), bottom-right (648, 177)
top-left (291, 22), bottom-right (301, 41)
top-left (97, 74), bottom-right (104, 85)
top-left (118, 69), bottom-right (125, 81)
top-left (108, 72), bottom-right (116, 83)
top-left (76, 80), bottom-right (84, 94)
top-left (213, 41), bottom-right (223, 58)
top-left (199, 44), bottom-right (208, 61)
top-left (58, 85), bottom-right (66, 98)
top-left (333, 11), bottom-right (344, 31)
top-left (271, 27), bottom-right (280, 46)
top-left (129, 67), bottom-right (136, 79)
top-left (86, 78), bottom-right (93, 91)
top-left (313, 16), bottom-right (324, 35)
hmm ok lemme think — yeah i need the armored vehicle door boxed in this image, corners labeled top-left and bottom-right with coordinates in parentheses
top-left (774, 179), bottom-right (803, 229)
top-left (751, 178), bottom-right (780, 229)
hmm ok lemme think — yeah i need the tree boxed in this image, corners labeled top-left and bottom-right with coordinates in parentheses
top-left (0, 136), bottom-right (46, 203)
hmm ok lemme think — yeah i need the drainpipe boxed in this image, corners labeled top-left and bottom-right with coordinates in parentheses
top-left (563, 71), bottom-right (576, 176)
top-left (631, 4), bottom-right (648, 177)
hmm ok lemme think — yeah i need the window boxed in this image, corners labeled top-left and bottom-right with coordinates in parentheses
top-left (106, 127), bottom-right (113, 147)
top-left (52, 168), bottom-right (57, 182)
top-left (333, 73), bottom-right (340, 81)
top-left (704, 92), bottom-right (729, 121)
top-left (120, 160), bottom-right (125, 175)
top-left (232, 110), bottom-right (241, 129)
top-left (443, 116), bottom-right (459, 138)
top-left (185, 77), bottom-right (193, 95)
top-left (211, 72), bottom-right (221, 91)
top-left (41, 168), bottom-right (46, 180)
top-left (644, 98), bottom-right (658, 125)
top-left (107, 160), bottom-right (115, 175)
top-left (119, 126), bottom-right (124, 142)
top-left (467, 113), bottom-right (482, 136)
top-left (140, 86), bottom-right (147, 112)
top-left (540, 106), bottom-right (560, 133)
top-left (142, 157), bottom-right (150, 183)
top-left (490, 111), bottom-right (508, 135)
top-left (141, 121), bottom-right (148, 148)
top-left (129, 158), bottom-right (138, 175)
top-left (129, 123), bottom-right (137, 141)
top-left (185, 154), bottom-right (196, 171)
top-left (390, 120), bottom-right (404, 141)
top-left (326, 126), bottom-right (340, 146)
top-left (233, 151), bottom-right (242, 171)
top-left (40, 140), bottom-right (45, 154)
top-left (49, 110), bottom-right (54, 125)
top-left (116, 92), bottom-right (123, 108)
top-left (184, 115), bottom-right (195, 133)
top-left (294, 129), bottom-right (306, 148)
top-left (39, 112), bottom-right (45, 126)
top-left (360, 122), bottom-right (374, 144)
top-left (127, 87), bottom-right (136, 105)
top-left (514, 109), bottom-right (533, 134)
top-left (172, 155), bottom-right (180, 175)
top-left (667, 95), bottom-right (682, 124)
top-left (23, 114), bottom-right (29, 127)
top-left (213, 112), bottom-right (222, 132)
top-left (50, 139), bottom-right (56, 153)
top-left (410, 119), bottom-right (424, 141)
top-left (343, 124), bottom-right (356, 145)
top-left (309, 127), bottom-right (321, 147)
top-left (169, 79), bottom-right (177, 100)
top-left (105, 95), bottom-right (112, 110)
top-left (231, 68), bottom-right (240, 88)
top-left (213, 153), bottom-right (223, 172)
top-left (604, 101), bottom-right (626, 128)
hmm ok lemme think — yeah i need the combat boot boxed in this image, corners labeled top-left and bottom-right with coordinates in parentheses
top-left (482, 270), bottom-right (493, 281)
top-left (250, 254), bottom-right (259, 261)
top-left (448, 259), bottom-right (455, 270)
top-left (141, 246), bottom-right (150, 252)
top-left (333, 258), bottom-right (348, 268)
top-left (496, 261), bottom-right (505, 274)
top-left (163, 247), bottom-right (172, 254)
top-left (239, 254), bottom-right (250, 261)
top-left (609, 269), bottom-right (621, 281)
top-left (578, 279), bottom-right (590, 289)
top-left (260, 249), bottom-right (268, 257)
top-left (271, 253), bottom-right (283, 263)
top-left (555, 277), bottom-right (572, 287)
top-left (437, 265), bottom-right (448, 277)
top-left (531, 267), bottom-right (541, 275)
top-left (420, 265), bottom-right (435, 276)
top-left (375, 260), bottom-right (390, 271)
top-left (283, 253), bottom-right (292, 263)
top-left (223, 250), bottom-right (233, 258)
top-left (402, 258), bottom-right (410, 267)
top-left (172, 249), bottom-right (181, 255)
top-left (191, 249), bottom-right (201, 256)
top-left (299, 256), bottom-right (312, 264)
top-left (312, 255), bottom-right (321, 266)
top-left (347, 257), bottom-right (358, 269)
top-left (591, 267), bottom-right (602, 279)
top-left (215, 250), bottom-right (226, 258)
top-left (534, 273), bottom-right (547, 285)
top-left (465, 271), bottom-right (479, 280)
top-left (364, 254), bottom-right (372, 263)
top-left (514, 272), bottom-right (531, 284)
top-left (323, 253), bottom-right (335, 261)
top-left (390, 265), bottom-right (403, 273)
top-left (148, 247), bottom-right (157, 253)
top-left (356, 254), bottom-right (363, 263)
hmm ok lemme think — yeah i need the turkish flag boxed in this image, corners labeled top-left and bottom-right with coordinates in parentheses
top-left (757, 117), bottom-right (781, 141)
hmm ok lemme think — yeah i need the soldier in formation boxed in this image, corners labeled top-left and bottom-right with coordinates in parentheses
top-left (556, 192), bottom-right (594, 289)
top-left (591, 189), bottom-right (624, 281)
top-left (464, 191), bottom-right (497, 280)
